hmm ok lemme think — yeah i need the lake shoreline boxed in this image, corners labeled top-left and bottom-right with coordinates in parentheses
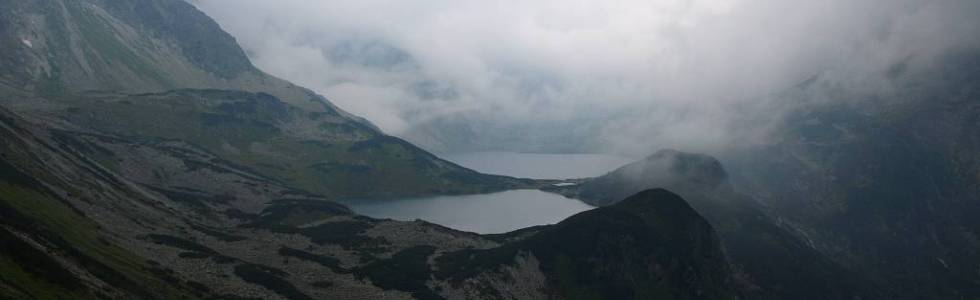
top-left (343, 152), bottom-right (630, 234)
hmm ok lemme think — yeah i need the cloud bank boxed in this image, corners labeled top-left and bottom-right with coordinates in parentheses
top-left (190, 0), bottom-right (980, 155)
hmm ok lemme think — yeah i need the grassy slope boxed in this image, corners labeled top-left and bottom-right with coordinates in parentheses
top-left (54, 90), bottom-right (532, 200)
top-left (0, 160), bottom-right (196, 299)
top-left (2, 0), bottom-right (533, 200)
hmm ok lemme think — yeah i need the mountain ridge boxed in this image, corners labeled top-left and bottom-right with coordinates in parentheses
top-left (0, 0), bottom-right (538, 201)
top-left (547, 149), bottom-right (879, 299)
top-left (0, 1), bottom-right (743, 299)
top-left (0, 103), bottom-right (738, 298)
top-left (2, 0), bottom-right (979, 299)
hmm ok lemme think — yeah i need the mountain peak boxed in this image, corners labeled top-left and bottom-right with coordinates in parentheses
top-left (545, 149), bottom-right (731, 206)
top-left (645, 149), bottom-right (729, 188)
top-left (437, 188), bottom-right (739, 300)
top-left (1, 0), bottom-right (260, 94)
top-left (611, 188), bottom-right (702, 220)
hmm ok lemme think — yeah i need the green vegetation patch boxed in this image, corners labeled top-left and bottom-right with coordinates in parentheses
top-left (353, 246), bottom-right (444, 300)
top-left (146, 234), bottom-right (235, 264)
top-left (251, 199), bottom-right (352, 228)
top-left (54, 90), bottom-right (527, 200)
top-left (0, 184), bottom-right (195, 299)
top-left (278, 246), bottom-right (347, 273)
top-left (191, 225), bottom-right (247, 242)
top-left (233, 263), bottom-right (313, 300)
top-left (248, 202), bottom-right (386, 252)
top-left (297, 222), bottom-right (387, 250)
top-left (0, 228), bottom-right (85, 293)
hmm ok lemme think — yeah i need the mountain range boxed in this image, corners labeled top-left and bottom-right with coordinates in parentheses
top-left (1, 0), bottom-right (979, 299)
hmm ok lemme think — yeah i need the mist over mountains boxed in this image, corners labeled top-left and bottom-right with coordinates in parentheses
top-left (192, 0), bottom-right (980, 155)
top-left (1, 0), bottom-right (979, 299)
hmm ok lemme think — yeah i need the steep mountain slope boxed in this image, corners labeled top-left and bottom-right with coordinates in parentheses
top-left (1, 0), bottom-right (254, 96)
top-left (0, 106), bottom-right (211, 299)
top-left (0, 103), bottom-right (738, 299)
top-left (546, 51), bottom-right (980, 298)
top-left (0, 0), bottom-right (531, 200)
top-left (436, 189), bottom-right (739, 300)
top-left (551, 50), bottom-right (980, 298)
top-left (0, 1), bottom-right (744, 299)
top-left (725, 50), bottom-right (980, 298)
top-left (547, 150), bottom-right (877, 299)
top-left (49, 89), bottom-right (533, 198)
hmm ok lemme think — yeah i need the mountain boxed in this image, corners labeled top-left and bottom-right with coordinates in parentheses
top-left (402, 117), bottom-right (605, 155)
top-left (436, 189), bottom-right (738, 300)
top-left (547, 49), bottom-right (980, 298)
top-left (0, 0), bottom-right (741, 299)
top-left (550, 150), bottom-right (729, 207)
top-left (0, 0), bottom-right (534, 200)
top-left (724, 50), bottom-right (980, 298)
top-left (5, 0), bottom-right (979, 299)
top-left (547, 149), bottom-right (877, 299)
top-left (0, 102), bottom-right (737, 298)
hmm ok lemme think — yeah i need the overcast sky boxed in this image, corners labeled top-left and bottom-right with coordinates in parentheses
top-left (190, 0), bottom-right (980, 155)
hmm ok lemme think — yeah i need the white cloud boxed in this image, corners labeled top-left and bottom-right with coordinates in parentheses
top-left (191, 0), bottom-right (980, 154)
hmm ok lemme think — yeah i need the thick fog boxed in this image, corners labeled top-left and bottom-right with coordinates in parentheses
top-left (190, 0), bottom-right (980, 156)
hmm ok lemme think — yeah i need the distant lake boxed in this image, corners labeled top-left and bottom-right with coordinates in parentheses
top-left (346, 152), bottom-right (633, 233)
top-left (442, 152), bottom-right (634, 179)
top-left (344, 190), bottom-right (594, 234)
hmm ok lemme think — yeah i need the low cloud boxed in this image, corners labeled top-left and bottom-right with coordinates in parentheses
top-left (191, 0), bottom-right (980, 155)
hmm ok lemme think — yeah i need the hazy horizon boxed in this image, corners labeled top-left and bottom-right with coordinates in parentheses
top-left (191, 0), bottom-right (980, 156)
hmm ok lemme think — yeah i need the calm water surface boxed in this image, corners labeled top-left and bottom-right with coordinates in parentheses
top-left (344, 190), bottom-right (594, 234)
top-left (442, 152), bottom-right (634, 179)
top-left (346, 152), bottom-right (634, 233)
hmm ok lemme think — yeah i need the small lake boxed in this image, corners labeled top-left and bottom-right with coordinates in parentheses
top-left (346, 152), bottom-right (634, 233)
top-left (344, 190), bottom-right (594, 234)
top-left (442, 152), bottom-right (634, 179)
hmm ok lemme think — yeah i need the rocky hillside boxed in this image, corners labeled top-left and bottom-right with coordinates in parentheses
top-left (0, 0), bottom-right (533, 200)
top-left (436, 189), bottom-right (738, 300)
top-left (547, 149), bottom-right (877, 299)
top-left (1, 0), bottom-right (256, 95)
top-left (548, 50), bottom-right (980, 298)
top-left (0, 1), bottom-right (746, 299)
top-left (0, 103), bottom-right (738, 299)
top-left (724, 50), bottom-right (980, 298)
top-left (4, 0), bottom-right (979, 299)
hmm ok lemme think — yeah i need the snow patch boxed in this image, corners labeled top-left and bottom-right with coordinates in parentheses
top-left (552, 182), bottom-right (577, 187)
top-left (22, 39), bottom-right (32, 48)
